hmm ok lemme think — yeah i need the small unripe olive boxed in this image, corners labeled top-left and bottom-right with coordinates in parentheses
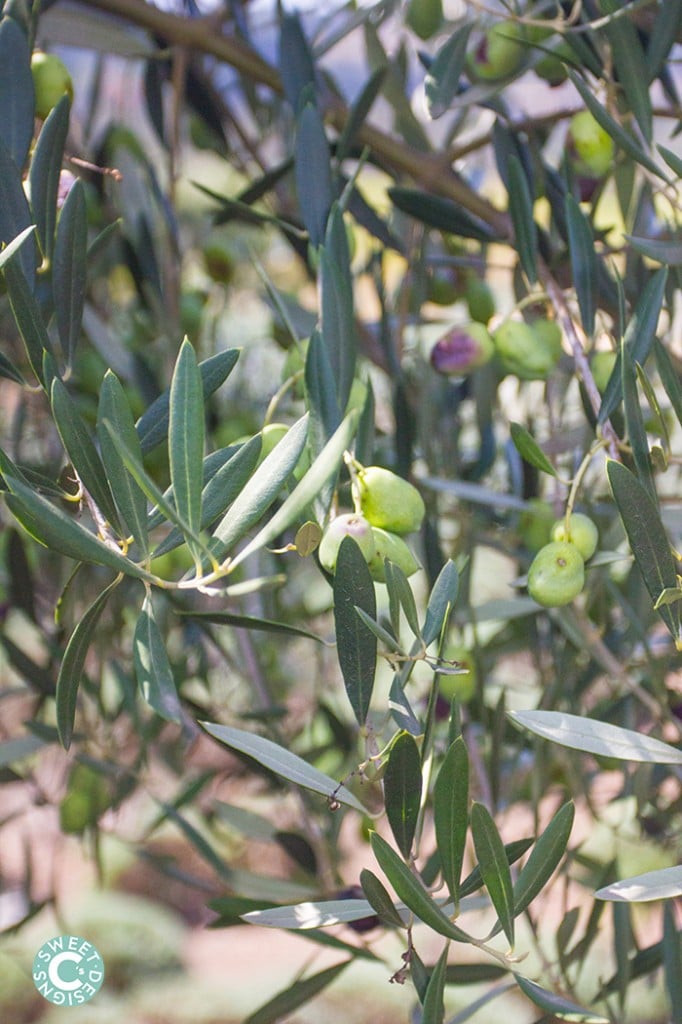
top-left (528, 541), bottom-right (585, 607)
top-left (438, 645), bottom-right (476, 702)
top-left (590, 350), bottom-right (617, 393)
top-left (367, 527), bottom-right (420, 582)
top-left (405, 0), bottom-right (443, 40)
top-left (518, 498), bottom-right (555, 552)
top-left (467, 22), bottom-right (526, 81)
top-left (493, 318), bottom-right (561, 380)
top-left (318, 513), bottom-right (376, 574)
top-left (568, 110), bottom-right (614, 178)
top-left (31, 50), bottom-right (73, 120)
top-left (551, 512), bottom-right (598, 561)
top-left (356, 466), bottom-right (425, 535)
top-left (430, 323), bottom-right (495, 377)
top-left (465, 277), bottom-right (496, 324)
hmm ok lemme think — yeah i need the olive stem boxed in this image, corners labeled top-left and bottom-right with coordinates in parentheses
top-left (563, 439), bottom-right (607, 536)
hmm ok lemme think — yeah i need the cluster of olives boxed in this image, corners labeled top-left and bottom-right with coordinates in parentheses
top-left (527, 512), bottom-right (598, 607)
top-left (319, 465), bottom-right (424, 582)
top-left (430, 315), bottom-right (563, 382)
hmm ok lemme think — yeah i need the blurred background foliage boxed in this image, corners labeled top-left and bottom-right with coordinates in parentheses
top-left (2, 0), bottom-right (682, 1021)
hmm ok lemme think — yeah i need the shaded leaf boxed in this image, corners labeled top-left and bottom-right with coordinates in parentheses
top-left (423, 945), bottom-right (448, 1024)
top-left (654, 338), bottom-right (682, 428)
top-left (305, 327), bottom-right (341, 463)
top-left (622, 347), bottom-right (655, 497)
top-left (0, 136), bottom-right (36, 287)
top-left (565, 194), bottom-right (596, 336)
top-left (179, 610), bottom-right (327, 644)
top-left (0, 15), bottom-right (33, 169)
top-left (53, 179), bottom-right (87, 367)
top-left (29, 95), bottom-right (70, 263)
top-left (56, 576), bottom-right (121, 749)
top-left (389, 187), bottom-right (499, 243)
top-left (434, 737), bottom-right (469, 905)
top-left (507, 156), bottom-right (537, 284)
top-left (509, 709), bottom-right (682, 764)
top-left (384, 731), bottom-right (422, 858)
top-left (244, 962), bottom-right (348, 1024)
top-left (320, 205), bottom-right (356, 415)
top-left (510, 422), bottom-right (556, 477)
top-left (664, 902), bottom-right (682, 1021)
top-left (513, 802), bottom-right (574, 917)
top-left (625, 234), bottom-right (682, 265)
top-left (425, 23), bottom-right (473, 119)
top-left (201, 721), bottom-right (367, 813)
top-left (360, 867), bottom-right (406, 929)
top-left (599, 0), bottom-right (651, 141)
top-left (422, 560), bottom-right (459, 646)
top-left (279, 11), bottom-right (316, 112)
top-left (3, 249), bottom-right (52, 385)
top-left (97, 370), bottom-right (149, 555)
top-left (384, 561), bottom-right (421, 640)
top-left (0, 733), bottom-right (47, 768)
top-left (295, 102), bottom-right (333, 248)
top-left (370, 832), bottom-right (474, 943)
top-left (136, 349), bottom-right (239, 454)
top-left (607, 459), bottom-right (680, 643)
top-left (471, 802), bottom-right (515, 948)
top-left (133, 594), bottom-right (183, 722)
top-left (336, 66), bottom-right (386, 162)
top-left (514, 973), bottom-right (608, 1022)
top-left (333, 536), bottom-right (377, 726)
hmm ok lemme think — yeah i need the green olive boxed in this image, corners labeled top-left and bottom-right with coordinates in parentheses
top-left (467, 22), bottom-right (526, 81)
top-left (366, 527), bottom-right (420, 582)
top-left (318, 513), bottom-right (376, 574)
top-left (568, 111), bottom-right (614, 178)
top-left (356, 466), bottom-right (425, 535)
top-left (551, 512), bottom-right (598, 561)
top-left (528, 541), bottom-right (585, 607)
top-left (31, 50), bottom-right (73, 120)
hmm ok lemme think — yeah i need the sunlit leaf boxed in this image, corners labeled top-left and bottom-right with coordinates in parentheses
top-left (510, 422), bottom-right (556, 477)
top-left (596, 865), bottom-right (682, 903)
top-left (97, 371), bottom-right (149, 555)
top-left (509, 709), bottom-right (682, 764)
top-left (422, 560), bottom-right (459, 646)
top-left (622, 346), bottom-right (655, 497)
top-left (201, 721), bottom-right (367, 813)
top-left (168, 338), bottom-right (204, 549)
top-left (242, 898), bottom-right (378, 930)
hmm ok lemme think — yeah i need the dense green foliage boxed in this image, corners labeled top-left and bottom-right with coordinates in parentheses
top-left (2, 0), bottom-right (682, 1021)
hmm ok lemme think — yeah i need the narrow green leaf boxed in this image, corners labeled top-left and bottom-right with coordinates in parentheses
top-left (51, 377), bottom-right (121, 531)
top-left (352, 607), bottom-right (404, 654)
top-left (507, 156), bottom-right (537, 284)
top-left (295, 102), bottom-right (333, 248)
top-left (244, 962), bottom-right (348, 1024)
top-left (56, 576), bottom-right (121, 749)
top-left (336, 66), bottom-right (386, 162)
top-left (370, 832), bottom-right (475, 943)
top-left (53, 178), bottom-right (87, 366)
top-left (360, 868), bottom-right (407, 929)
top-left (664, 902), bottom-right (682, 1021)
top-left (445, 963), bottom-right (510, 985)
top-left (422, 560), bottom-right (459, 646)
top-left (568, 70), bottom-right (664, 181)
top-left (0, 733), bottom-right (47, 768)
top-left (425, 22), bottom-right (473, 119)
top-left (169, 338), bottom-right (204, 543)
top-left (654, 338), bottom-right (682, 427)
top-left (3, 474), bottom-right (149, 579)
top-left (305, 327), bottom-right (341, 459)
top-left (242, 898), bottom-right (377, 930)
top-left (136, 349), bottom-right (240, 454)
top-left (178, 610), bottom-right (327, 644)
top-left (565, 194), bottom-right (596, 336)
top-left (227, 410), bottom-right (358, 571)
top-left (29, 94), bottom-right (70, 263)
top-left (513, 802), bottom-right (574, 917)
top-left (471, 802), bottom-right (515, 948)
top-left (625, 234), bottom-right (682, 265)
top-left (607, 459), bottom-right (680, 643)
top-left (0, 352), bottom-right (23, 385)
top-left (0, 16), bottom-right (33, 169)
top-left (434, 737), bottom-right (469, 905)
top-left (423, 945), bottom-right (449, 1024)
top-left (320, 205), bottom-right (356, 414)
top-left (97, 371), bottom-right (149, 555)
top-left (596, 865), bottom-right (682, 902)
top-left (658, 144), bottom-right (682, 181)
top-left (622, 347), bottom-right (655, 498)
top-left (514, 973), bottom-right (609, 1022)
top-left (389, 187), bottom-right (499, 243)
top-left (133, 594), bottom-right (183, 722)
top-left (599, 0), bottom-right (651, 141)
top-left (0, 136), bottom-right (36, 288)
top-left (157, 801), bottom-right (231, 881)
top-left (384, 561), bottom-right (422, 640)
top-left (647, 0), bottom-right (682, 77)
top-left (509, 709), bottom-right (682, 764)
top-left (599, 268), bottom-right (668, 424)
top-left (510, 422), bottom-right (556, 477)
top-left (333, 536), bottom-right (377, 726)
top-left (0, 224), bottom-right (36, 271)
top-left (384, 732), bottom-right (422, 858)
top-left (279, 11), bottom-right (316, 113)
top-left (200, 721), bottom-right (367, 813)
top-left (208, 414), bottom-right (309, 563)
top-left (3, 250), bottom-right (51, 385)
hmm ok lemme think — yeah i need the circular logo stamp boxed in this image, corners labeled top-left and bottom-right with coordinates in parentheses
top-left (33, 935), bottom-right (104, 1006)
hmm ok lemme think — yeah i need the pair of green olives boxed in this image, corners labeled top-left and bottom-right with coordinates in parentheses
top-left (319, 466), bottom-right (424, 582)
top-left (527, 512), bottom-right (598, 607)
